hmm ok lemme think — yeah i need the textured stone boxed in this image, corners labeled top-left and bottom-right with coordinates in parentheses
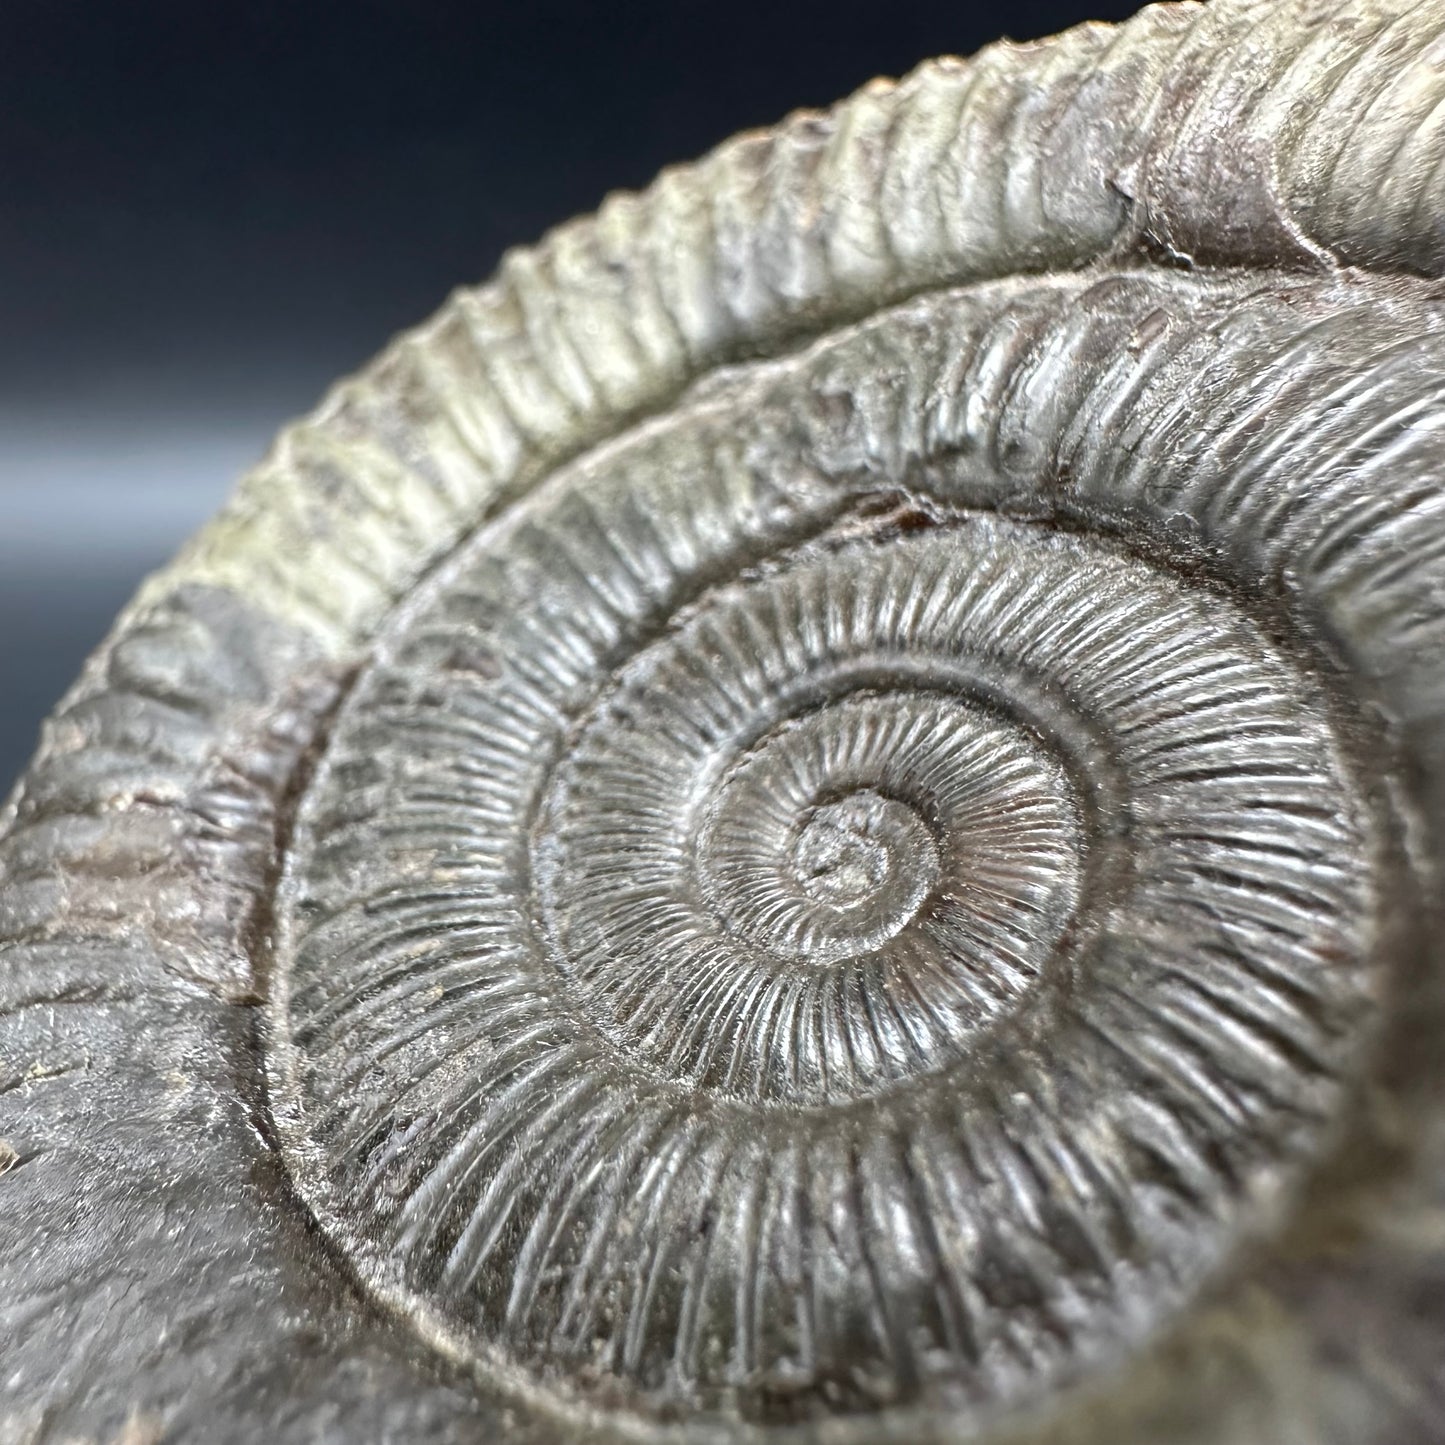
top-left (5, 3), bottom-right (1445, 1442)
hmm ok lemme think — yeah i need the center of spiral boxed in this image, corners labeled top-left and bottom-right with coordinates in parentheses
top-left (787, 789), bottom-right (939, 935)
top-left (529, 550), bottom-right (1096, 1105)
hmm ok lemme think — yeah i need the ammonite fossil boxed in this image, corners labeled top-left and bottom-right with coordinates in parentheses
top-left (6, 1), bottom-right (1445, 1440)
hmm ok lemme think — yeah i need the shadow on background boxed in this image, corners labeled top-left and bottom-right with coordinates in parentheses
top-left (2, 0), bottom-right (1133, 792)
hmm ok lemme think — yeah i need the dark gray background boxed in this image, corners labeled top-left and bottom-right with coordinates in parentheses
top-left (1, 0), bottom-right (1129, 793)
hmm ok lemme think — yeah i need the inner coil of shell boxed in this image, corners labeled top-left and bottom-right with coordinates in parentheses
top-left (269, 275), bottom-right (1391, 1434)
top-left (7, 3), bottom-right (1445, 1444)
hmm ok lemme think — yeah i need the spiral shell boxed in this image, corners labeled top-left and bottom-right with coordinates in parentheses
top-left (6, 3), bottom-right (1445, 1442)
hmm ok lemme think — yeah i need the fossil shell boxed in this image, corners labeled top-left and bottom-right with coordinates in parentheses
top-left (6, 1), bottom-right (1445, 1441)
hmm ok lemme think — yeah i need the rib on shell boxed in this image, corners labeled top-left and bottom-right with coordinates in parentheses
top-left (4, 2), bottom-right (1445, 1442)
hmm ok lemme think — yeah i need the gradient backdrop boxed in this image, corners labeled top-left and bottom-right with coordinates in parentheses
top-left (3, 0), bottom-right (1132, 792)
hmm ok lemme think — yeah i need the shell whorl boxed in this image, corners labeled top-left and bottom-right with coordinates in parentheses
top-left (4, 3), bottom-right (1445, 1443)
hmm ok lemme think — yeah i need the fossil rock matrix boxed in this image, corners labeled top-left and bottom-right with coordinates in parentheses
top-left (4, 2), bottom-right (1445, 1443)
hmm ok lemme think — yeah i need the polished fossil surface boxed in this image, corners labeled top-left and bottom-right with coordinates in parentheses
top-left (5, 2), bottom-right (1445, 1442)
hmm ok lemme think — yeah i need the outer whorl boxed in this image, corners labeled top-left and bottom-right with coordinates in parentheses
top-left (4, 3), bottom-right (1445, 1442)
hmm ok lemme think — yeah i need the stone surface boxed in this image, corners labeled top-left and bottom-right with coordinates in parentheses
top-left (6, 2), bottom-right (1445, 1442)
